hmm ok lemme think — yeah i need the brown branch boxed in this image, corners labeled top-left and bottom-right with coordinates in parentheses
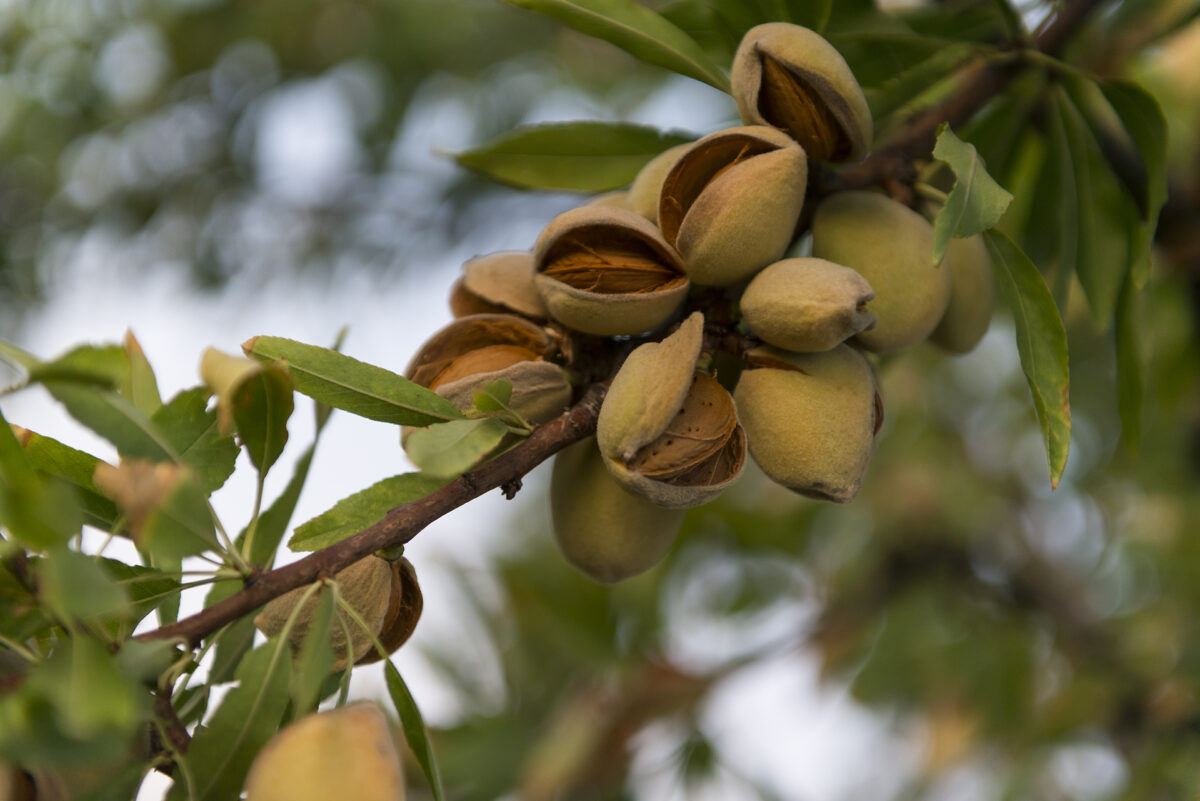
top-left (137, 383), bottom-right (607, 648)
top-left (132, 0), bottom-right (1112, 653)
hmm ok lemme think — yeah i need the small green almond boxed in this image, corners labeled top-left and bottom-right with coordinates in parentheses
top-left (741, 257), bottom-right (876, 352)
top-left (931, 234), bottom-right (995, 354)
top-left (811, 191), bottom-right (951, 353)
top-left (735, 345), bottom-right (881, 503)
top-left (551, 438), bottom-right (685, 583)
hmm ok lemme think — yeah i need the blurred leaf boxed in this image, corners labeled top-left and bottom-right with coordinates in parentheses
top-left (98, 558), bottom-right (182, 628)
top-left (233, 365), bottom-right (294, 474)
top-left (782, 0), bottom-right (833, 32)
top-left (49, 384), bottom-right (173, 461)
top-left (931, 124), bottom-right (1013, 264)
top-left (241, 442), bottom-right (316, 567)
top-left (473, 379), bottom-right (514, 414)
top-left (405, 418), bottom-right (509, 479)
top-left (204, 579), bottom-right (258, 689)
top-left (168, 639), bottom-right (292, 801)
top-left (290, 473), bottom-right (450, 551)
top-left (21, 432), bottom-right (119, 531)
top-left (138, 472), bottom-right (220, 562)
top-left (502, 0), bottom-right (730, 91)
top-left (201, 347), bottom-right (295, 473)
top-left (36, 547), bottom-right (132, 625)
top-left (121, 331), bottom-right (163, 416)
top-left (1053, 90), bottom-right (1132, 328)
top-left (1100, 79), bottom-right (1168, 287)
top-left (865, 42), bottom-right (976, 123)
top-left (244, 337), bottom-right (464, 427)
top-left (386, 660), bottom-right (446, 801)
top-left (291, 589), bottom-right (335, 719)
top-left (455, 122), bottom-right (694, 191)
top-left (1115, 274), bottom-right (1144, 453)
top-left (152, 388), bottom-right (239, 495)
top-left (25, 345), bottom-right (128, 390)
top-left (984, 230), bottom-right (1071, 489)
top-left (0, 412), bottom-right (81, 548)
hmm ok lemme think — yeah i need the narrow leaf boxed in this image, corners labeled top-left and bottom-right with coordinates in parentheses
top-left (291, 589), bottom-right (335, 718)
top-left (0, 411), bottom-right (82, 548)
top-left (122, 331), bottom-right (163, 416)
top-left (984, 231), bottom-right (1071, 488)
top-left (931, 123), bottom-right (1013, 264)
top-left (97, 558), bottom-right (181, 627)
top-left (1100, 80), bottom-right (1168, 287)
top-left (26, 345), bottom-right (128, 390)
top-left (290, 473), bottom-right (450, 551)
top-left (232, 365), bottom-right (294, 474)
top-left (167, 639), bottom-right (293, 801)
top-left (1054, 90), bottom-right (1131, 328)
top-left (386, 660), bottom-right (447, 801)
top-left (473, 379), bottom-right (514, 414)
top-left (455, 122), bottom-right (694, 192)
top-left (152, 388), bottom-right (239, 494)
top-left (405, 417), bottom-right (509, 479)
top-left (244, 337), bottom-right (463, 426)
top-left (502, 0), bottom-right (730, 91)
top-left (21, 432), bottom-right (119, 531)
top-left (37, 547), bottom-right (132, 625)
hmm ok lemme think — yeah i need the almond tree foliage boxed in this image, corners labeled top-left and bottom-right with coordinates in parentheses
top-left (3, 0), bottom-right (1200, 799)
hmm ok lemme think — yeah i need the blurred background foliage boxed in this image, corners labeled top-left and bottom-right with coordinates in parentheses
top-left (3, 0), bottom-right (1200, 799)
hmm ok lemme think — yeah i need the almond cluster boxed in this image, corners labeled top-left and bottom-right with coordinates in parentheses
top-left (407, 22), bottom-right (996, 583)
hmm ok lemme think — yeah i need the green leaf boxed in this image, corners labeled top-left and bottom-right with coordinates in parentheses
top-left (1115, 274), bottom-right (1144, 454)
top-left (152, 388), bottom-right (239, 494)
top-left (864, 42), bottom-right (975, 122)
top-left (21, 432), bottom-right (119, 531)
top-left (1100, 79), bottom-right (1168, 287)
top-left (473, 379), bottom-right (514, 414)
top-left (98, 558), bottom-right (182, 627)
top-left (37, 547), bottom-right (133, 624)
top-left (1053, 90), bottom-right (1132, 328)
top-left (931, 123), bottom-right (1013, 264)
top-left (47, 383), bottom-right (173, 462)
top-left (0, 411), bottom-right (81, 548)
top-left (291, 589), bottom-right (335, 718)
top-left (984, 231), bottom-right (1071, 489)
top-left (167, 639), bottom-right (293, 801)
top-left (385, 660), bottom-right (446, 801)
top-left (290, 473), bottom-right (450, 552)
top-left (121, 331), bottom-right (163, 416)
top-left (204, 579), bottom-right (258, 688)
top-left (244, 336), bottom-right (464, 427)
top-left (232, 364), bottom-right (294, 474)
top-left (137, 472), bottom-right (220, 563)
top-left (455, 121), bottom-right (694, 192)
top-left (25, 345), bottom-right (128, 390)
top-left (0, 636), bottom-right (145, 765)
top-left (502, 0), bottom-right (730, 91)
top-left (405, 417), bottom-right (509, 479)
top-left (782, 0), bottom-right (832, 32)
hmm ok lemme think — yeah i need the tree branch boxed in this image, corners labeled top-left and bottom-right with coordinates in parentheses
top-left (132, 0), bottom-right (1112, 652)
top-left (137, 383), bottom-right (607, 648)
